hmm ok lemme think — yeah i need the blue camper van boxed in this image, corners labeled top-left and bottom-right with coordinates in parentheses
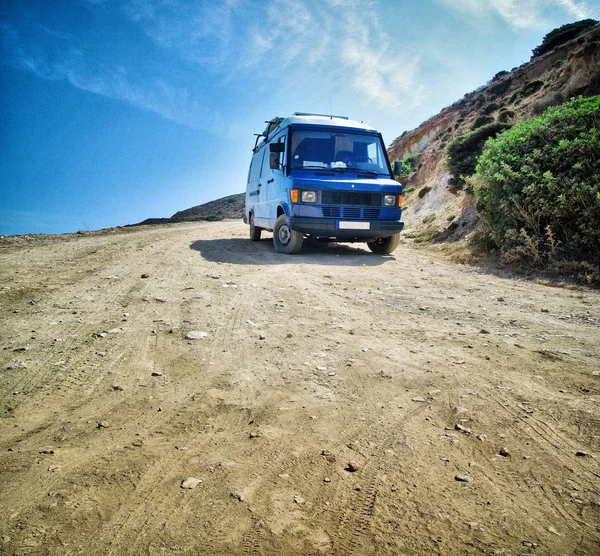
top-left (244, 113), bottom-right (404, 254)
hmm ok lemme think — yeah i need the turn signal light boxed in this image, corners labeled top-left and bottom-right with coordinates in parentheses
top-left (398, 194), bottom-right (403, 207)
top-left (290, 189), bottom-right (299, 203)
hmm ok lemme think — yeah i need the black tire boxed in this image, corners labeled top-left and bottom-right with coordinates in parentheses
top-left (367, 234), bottom-right (400, 254)
top-left (273, 214), bottom-right (303, 254)
top-left (249, 213), bottom-right (262, 241)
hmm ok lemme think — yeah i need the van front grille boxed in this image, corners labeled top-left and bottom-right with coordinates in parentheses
top-left (321, 207), bottom-right (381, 219)
top-left (321, 191), bottom-right (382, 206)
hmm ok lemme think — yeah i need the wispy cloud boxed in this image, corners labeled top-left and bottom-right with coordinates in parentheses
top-left (0, 19), bottom-right (218, 130)
top-left (435, 0), bottom-right (599, 29)
top-left (2, 0), bottom-right (423, 129)
top-left (121, 0), bottom-right (422, 109)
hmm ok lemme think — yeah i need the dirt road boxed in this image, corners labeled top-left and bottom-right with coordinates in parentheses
top-left (1, 220), bottom-right (598, 555)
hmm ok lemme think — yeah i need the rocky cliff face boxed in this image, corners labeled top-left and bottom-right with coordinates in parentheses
top-left (388, 24), bottom-right (600, 243)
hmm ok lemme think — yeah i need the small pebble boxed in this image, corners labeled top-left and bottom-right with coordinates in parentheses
top-left (230, 490), bottom-right (246, 502)
top-left (455, 474), bottom-right (472, 482)
top-left (411, 396), bottom-right (425, 403)
top-left (499, 447), bottom-right (510, 457)
top-left (575, 451), bottom-right (588, 457)
top-left (97, 421), bottom-right (109, 429)
top-left (346, 461), bottom-right (360, 472)
top-left (293, 495), bottom-right (305, 504)
top-left (186, 331), bottom-right (208, 340)
top-left (181, 477), bottom-right (202, 489)
top-left (151, 371), bottom-right (163, 377)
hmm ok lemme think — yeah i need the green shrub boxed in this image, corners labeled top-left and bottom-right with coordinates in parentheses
top-left (403, 186), bottom-right (416, 194)
top-left (532, 20), bottom-right (598, 58)
top-left (481, 102), bottom-right (501, 115)
top-left (497, 109), bottom-right (515, 123)
top-left (474, 95), bottom-right (600, 265)
top-left (472, 114), bottom-right (495, 130)
top-left (447, 122), bottom-right (512, 185)
top-left (394, 154), bottom-right (419, 177)
top-left (418, 186), bottom-right (432, 198)
top-left (521, 80), bottom-right (544, 97)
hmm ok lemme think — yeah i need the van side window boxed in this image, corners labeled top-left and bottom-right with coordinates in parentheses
top-left (248, 152), bottom-right (262, 182)
top-left (277, 135), bottom-right (287, 170)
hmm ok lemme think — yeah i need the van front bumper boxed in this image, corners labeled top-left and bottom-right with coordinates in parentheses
top-left (288, 217), bottom-right (404, 240)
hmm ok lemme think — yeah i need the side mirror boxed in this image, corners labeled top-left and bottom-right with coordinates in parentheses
top-left (269, 142), bottom-right (284, 169)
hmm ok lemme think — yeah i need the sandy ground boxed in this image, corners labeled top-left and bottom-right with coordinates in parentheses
top-left (0, 220), bottom-right (598, 555)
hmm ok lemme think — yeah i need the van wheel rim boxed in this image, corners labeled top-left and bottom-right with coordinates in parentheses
top-left (278, 225), bottom-right (291, 245)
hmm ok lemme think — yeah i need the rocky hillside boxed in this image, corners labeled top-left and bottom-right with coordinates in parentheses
top-left (388, 22), bottom-right (600, 243)
top-left (135, 193), bottom-right (244, 226)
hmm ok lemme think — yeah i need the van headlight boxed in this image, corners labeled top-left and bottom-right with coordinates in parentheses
top-left (383, 195), bottom-right (396, 206)
top-left (301, 190), bottom-right (317, 203)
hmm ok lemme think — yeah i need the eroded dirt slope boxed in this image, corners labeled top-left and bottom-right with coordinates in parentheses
top-left (0, 221), bottom-right (598, 555)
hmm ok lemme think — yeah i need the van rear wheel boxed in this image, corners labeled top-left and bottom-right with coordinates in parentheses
top-left (273, 215), bottom-right (303, 254)
top-left (367, 234), bottom-right (400, 254)
top-left (249, 214), bottom-right (262, 241)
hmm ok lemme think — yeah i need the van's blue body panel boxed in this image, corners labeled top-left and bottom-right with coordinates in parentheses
top-left (245, 114), bottom-right (404, 247)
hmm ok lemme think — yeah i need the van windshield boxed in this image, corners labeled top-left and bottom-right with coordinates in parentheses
top-left (290, 130), bottom-right (390, 174)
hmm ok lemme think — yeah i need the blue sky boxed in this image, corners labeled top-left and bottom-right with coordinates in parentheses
top-left (1, 0), bottom-right (598, 235)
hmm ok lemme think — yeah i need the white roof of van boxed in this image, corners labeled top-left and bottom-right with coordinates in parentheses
top-left (282, 114), bottom-right (377, 132)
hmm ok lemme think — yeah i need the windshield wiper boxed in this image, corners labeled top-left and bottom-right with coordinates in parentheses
top-left (330, 167), bottom-right (380, 176)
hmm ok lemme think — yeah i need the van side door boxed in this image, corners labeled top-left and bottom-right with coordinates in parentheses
top-left (262, 134), bottom-right (287, 227)
top-left (247, 147), bottom-right (269, 224)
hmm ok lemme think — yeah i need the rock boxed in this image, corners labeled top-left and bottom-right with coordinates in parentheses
top-left (455, 474), bottom-right (472, 482)
top-left (39, 448), bottom-right (55, 455)
top-left (97, 421), bottom-right (109, 429)
top-left (249, 431), bottom-right (261, 439)
top-left (230, 490), bottom-right (246, 502)
top-left (453, 406), bottom-right (469, 414)
top-left (186, 331), bottom-right (208, 340)
top-left (48, 465), bottom-right (61, 472)
top-left (141, 273), bottom-right (149, 278)
top-left (499, 447), bottom-right (510, 457)
top-left (592, 371), bottom-right (600, 377)
top-left (323, 477), bottom-right (331, 483)
top-left (346, 460), bottom-right (360, 472)
top-left (156, 296), bottom-right (167, 303)
top-left (151, 371), bottom-right (163, 377)
top-left (111, 385), bottom-right (124, 391)
top-left (96, 351), bottom-right (106, 357)
top-left (181, 477), bottom-right (203, 489)
top-left (455, 424), bottom-right (472, 434)
top-left (398, 441), bottom-right (411, 449)
top-left (575, 451), bottom-right (588, 457)
top-left (411, 396), bottom-right (426, 403)
top-left (541, 308), bottom-right (549, 313)
top-left (328, 371), bottom-right (336, 376)
top-left (293, 495), bottom-right (305, 504)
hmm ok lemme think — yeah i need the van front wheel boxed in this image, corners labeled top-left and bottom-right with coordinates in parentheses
top-left (273, 215), bottom-right (303, 254)
top-left (249, 214), bottom-right (262, 241)
top-left (367, 234), bottom-right (400, 254)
